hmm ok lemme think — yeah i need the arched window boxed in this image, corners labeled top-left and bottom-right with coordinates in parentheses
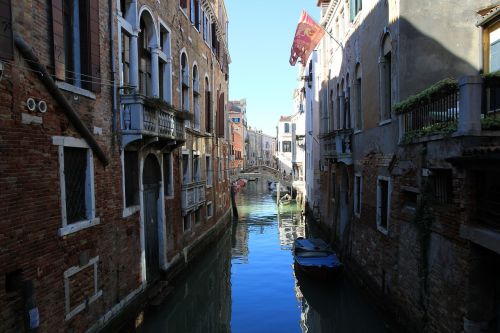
top-left (192, 65), bottom-right (200, 130)
top-left (205, 77), bottom-right (212, 133)
top-left (180, 52), bottom-right (189, 112)
top-left (380, 32), bottom-right (392, 122)
top-left (139, 17), bottom-right (152, 96)
top-left (345, 73), bottom-right (351, 129)
top-left (329, 89), bottom-right (334, 133)
top-left (336, 83), bottom-right (341, 130)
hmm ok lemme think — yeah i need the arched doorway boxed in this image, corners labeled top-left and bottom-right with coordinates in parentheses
top-left (143, 154), bottom-right (161, 281)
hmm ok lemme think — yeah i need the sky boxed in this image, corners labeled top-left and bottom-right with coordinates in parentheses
top-left (225, 1), bottom-right (320, 137)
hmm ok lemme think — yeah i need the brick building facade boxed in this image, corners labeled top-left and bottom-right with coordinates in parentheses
top-left (309, 0), bottom-right (500, 332)
top-left (0, 0), bottom-right (231, 331)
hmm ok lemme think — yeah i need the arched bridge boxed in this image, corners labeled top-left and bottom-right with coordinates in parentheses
top-left (235, 165), bottom-right (293, 188)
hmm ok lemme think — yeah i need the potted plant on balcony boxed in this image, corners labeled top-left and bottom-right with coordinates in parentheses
top-left (144, 97), bottom-right (194, 122)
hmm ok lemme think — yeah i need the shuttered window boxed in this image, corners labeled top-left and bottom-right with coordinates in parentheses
top-left (0, 0), bottom-right (13, 60)
top-left (124, 151), bottom-right (139, 207)
top-left (350, 0), bottom-right (362, 22)
top-left (64, 147), bottom-right (88, 224)
top-left (52, 0), bottom-right (100, 92)
top-left (216, 92), bottom-right (225, 138)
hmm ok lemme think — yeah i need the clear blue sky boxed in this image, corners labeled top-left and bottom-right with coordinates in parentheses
top-left (225, 1), bottom-right (320, 137)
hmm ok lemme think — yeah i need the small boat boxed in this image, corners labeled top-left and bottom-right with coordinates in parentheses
top-left (293, 237), bottom-right (343, 280)
top-left (267, 180), bottom-right (277, 191)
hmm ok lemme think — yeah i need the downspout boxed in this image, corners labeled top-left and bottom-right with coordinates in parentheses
top-left (14, 33), bottom-right (110, 166)
top-left (109, 0), bottom-right (117, 147)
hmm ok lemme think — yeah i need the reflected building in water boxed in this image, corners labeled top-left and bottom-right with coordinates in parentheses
top-left (278, 204), bottom-right (306, 249)
top-left (139, 230), bottom-right (232, 333)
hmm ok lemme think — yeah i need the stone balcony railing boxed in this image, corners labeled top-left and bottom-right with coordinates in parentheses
top-left (120, 93), bottom-right (186, 147)
top-left (321, 129), bottom-right (353, 165)
top-left (181, 180), bottom-right (206, 214)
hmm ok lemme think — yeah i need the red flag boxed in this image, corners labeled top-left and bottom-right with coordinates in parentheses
top-left (289, 11), bottom-right (325, 66)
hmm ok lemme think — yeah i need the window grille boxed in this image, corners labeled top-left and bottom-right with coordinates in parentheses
top-left (432, 170), bottom-right (453, 205)
top-left (64, 147), bottom-right (87, 224)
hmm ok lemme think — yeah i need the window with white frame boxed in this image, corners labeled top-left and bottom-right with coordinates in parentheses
top-left (284, 123), bottom-right (290, 133)
top-left (354, 174), bottom-right (362, 217)
top-left (163, 153), bottom-right (173, 197)
top-left (53, 136), bottom-right (98, 236)
top-left (206, 155), bottom-right (212, 186)
top-left (124, 150), bottom-right (139, 207)
top-left (377, 176), bottom-right (392, 234)
top-left (120, 30), bottom-right (131, 86)
top-left (380, 33), bottom-right (392, 122)
top-left (350, 0), bottom-right (362, 21)
top-left (179, 0), bottom-right (187, 13)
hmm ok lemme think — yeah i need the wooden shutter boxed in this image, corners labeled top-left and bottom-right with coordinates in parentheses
top-left (217, 92), bottom-right (225, 138)
top-left (89, 0), bottom-right (100, 92)
top-left (0, 0), bottom-right (13, 60)
top-left (52, 0), bottom-right (65, 80)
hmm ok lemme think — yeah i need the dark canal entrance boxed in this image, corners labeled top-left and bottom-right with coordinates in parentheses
top-left (140, 179), bottom-right (388, 332)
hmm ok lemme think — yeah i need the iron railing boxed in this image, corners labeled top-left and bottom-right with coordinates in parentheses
top-left (482, 77), bottom-right (500, 117)
top-left (401, 90), bottom-right (459, 134)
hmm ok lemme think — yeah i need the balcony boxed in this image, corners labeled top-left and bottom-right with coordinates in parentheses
top-left (321, 129), bottom-right (353, 165)
top-left (120, 93), bottom-right (186, 147)
top-left (181, 181), bottom-right (206, 214)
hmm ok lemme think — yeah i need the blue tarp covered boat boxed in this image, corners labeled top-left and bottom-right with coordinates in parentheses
top-left (293, 237), bottom-right (343, 280)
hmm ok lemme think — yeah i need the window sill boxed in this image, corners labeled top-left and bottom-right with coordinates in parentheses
top-left (122, 205), bottom-right (140, 218)
top-left (354, 129), bottom-right (363, 135)
top-left (56, 81), bottom-right (96, 100)
top-left (165, 195), bottom-right (175, 200)
top-left (376, 225), bottom-right (389, 235)
top-left (378, 119), bottom-right (392, 126)
top-left (206, 184), bottom-right (213, 189)
top-left (58, 217), bottom-right (100, 236)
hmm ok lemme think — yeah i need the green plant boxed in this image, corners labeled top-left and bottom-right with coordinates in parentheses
top-left (143, 96), bottom-right (194, 121)
top-left (482, 70), bottom-right (500, 84)
top-left (394, 79), bottom-right (458, 115)
top-left (400, 121), bottom-right (457, 144)
top-left (481, 115), bottom-right (500, 130)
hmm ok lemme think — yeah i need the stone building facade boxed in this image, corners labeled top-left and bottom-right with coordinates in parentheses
top-left (0, 0), bottom-right (230, 331)
top-left (310, 0), bottom-right (500, 332)
top-left (228, 99), bottom-right (246, 175)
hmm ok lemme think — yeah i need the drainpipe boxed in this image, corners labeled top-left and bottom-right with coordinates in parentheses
top-left (109, 0), bottom-right (117, 147)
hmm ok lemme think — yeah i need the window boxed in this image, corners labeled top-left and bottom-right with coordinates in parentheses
top-left (232, 118), bottom-right (240, 123)
top-left (377, 176), bottom-right (392, 234)
top-left (203, 11), bottom-right (210, 43)
top-left (120, 31), bottom-right (131, 86)
top-left (124, 151), bottom-right (139, 207)
top-left (181, 52), bottom-right (189, 112)
top-left (354, 174), bottom-right (362, 217)
top-left (205, 77), bottom-right (212, 132)
top-left (139, 18), bottom-right (152, 96)
top-left (193, 154), bottom-right (200, 182)
top-left (344, 74), bottom-right (351, 129)
top-left (350, 0), bottom-right (362, 21)
top-left (284, 123), bottom-right (290, 133)
top-left (120, 0), bottom-right (131, 16)
top-left (53, 136), bottom-right (98, 236)
top-left (431, 170), bottom-right (453, 205)
top-left (193, 65), bottom-right (200, 130)
top-left (207, 202), bottom-right (213, 218)
top-left (190, 0), bottom-right (200, 30)
top-left (206, 155), bottom-right (212, 186)
top-left (0, 0), bottom-right (13, 60)
top-left (354, 64), bottom-right (362, 131)
top-left (56, 0), bottom-right (100, 91)
top-left (330, 172), bottom-right (336, 201)
top-left (491, 39), bottom-right (500, 72)
top-left (402, 189), bottom-right (418, 212)
top-left (218, 158), bottom-right (222, 181)
top-left (216, 92), bottom-right (225, 138)
top-left (380, 33), bottom-right (392, 122)
top-left (159, 26), bottom-right (172, 104)
top-left (179, 0), bottom-right (187, 13)
top-left (182, 153), bottom-right (190, 184)
top-left (163, 153), bottom-right (173, 197)
top-left (282, 141), bottom-right (292, 153)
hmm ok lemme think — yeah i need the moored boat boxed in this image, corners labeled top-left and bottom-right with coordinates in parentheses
top-left (293, 237), bottom-right (343, 280)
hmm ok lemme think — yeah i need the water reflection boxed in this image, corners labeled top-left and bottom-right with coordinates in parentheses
top-left (139, 229), bottom-right (232, 333)
top-left (142, 177), bottom-right (387, 333)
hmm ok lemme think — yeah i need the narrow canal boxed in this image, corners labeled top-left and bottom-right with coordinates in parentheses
top-left (140, 179), bottom-right (389, 332)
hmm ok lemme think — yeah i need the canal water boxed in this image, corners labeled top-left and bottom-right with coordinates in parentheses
top-left (140, 178), bottom-right (388, 332)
